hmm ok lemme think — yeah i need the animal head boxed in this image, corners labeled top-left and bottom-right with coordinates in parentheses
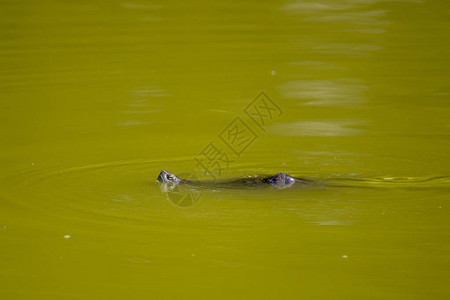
top-left (267, 172), bottom-right (295, 189)
top-left (157, 170), bottom-right (182, 185)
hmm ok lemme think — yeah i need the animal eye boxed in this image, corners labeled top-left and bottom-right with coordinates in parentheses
top-left (167, 175), bottom-right (173, 180)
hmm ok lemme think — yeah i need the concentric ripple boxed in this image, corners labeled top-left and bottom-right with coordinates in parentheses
top-left (0, 157), bottom-right (197, 229)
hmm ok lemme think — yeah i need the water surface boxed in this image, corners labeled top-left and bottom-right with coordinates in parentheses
top-left (1, 0), bottom-right (449, 299)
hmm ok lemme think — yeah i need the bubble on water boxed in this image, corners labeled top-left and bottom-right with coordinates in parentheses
top-left (64, 235), bottom-right (71, 239)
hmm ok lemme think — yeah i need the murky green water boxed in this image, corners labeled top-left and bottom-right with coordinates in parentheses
top-left (1, 0), bottom-right (449, 299)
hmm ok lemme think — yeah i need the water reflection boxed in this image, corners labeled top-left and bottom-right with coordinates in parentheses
top-left (289, 60), bottom-right (342, 70)
top-left (119, 86), bottom-right (168, 127)
top-left (270, 120), bottom-right (366, 136)
top-left (158, 173), bottom-right (203, 207)
top-left (305, 10), bottom-right (389, 25)
top-left (278, 79), bottom-right (367, 106)
top-left (281, 1), bottom-right (390, 26)
top-left (121, 2), bottom-right (162, 22)
top-left (160, 183), bottom-right (203, 207)
top-left (1, 0), bottom-right (448, 297)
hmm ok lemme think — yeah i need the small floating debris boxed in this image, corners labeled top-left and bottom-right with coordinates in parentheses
top-left (342, 255), bottom-right (348, 259)
top-left (271, 70), bottom-right (276, 75)
top-left (64, 235), bottom-right (71, 239)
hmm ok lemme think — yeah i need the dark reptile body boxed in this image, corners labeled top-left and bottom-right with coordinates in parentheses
top-left (157, 170), bottom-right (314, 189)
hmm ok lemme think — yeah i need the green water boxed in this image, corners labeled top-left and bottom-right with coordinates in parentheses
top-left (1, 0), bottom-right (450, 299)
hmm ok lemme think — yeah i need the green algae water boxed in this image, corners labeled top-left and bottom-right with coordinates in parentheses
top-left (1, 0), bottom-right (450, 299)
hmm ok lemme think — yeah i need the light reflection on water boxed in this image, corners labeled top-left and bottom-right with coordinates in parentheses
top-left (279, 79), bottom-right (367, 106)
top-left (270, 120), bottom-right (366, 136)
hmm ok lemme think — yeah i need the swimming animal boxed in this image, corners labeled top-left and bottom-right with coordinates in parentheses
top-left (157, 170), bottom-right (314, 189)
